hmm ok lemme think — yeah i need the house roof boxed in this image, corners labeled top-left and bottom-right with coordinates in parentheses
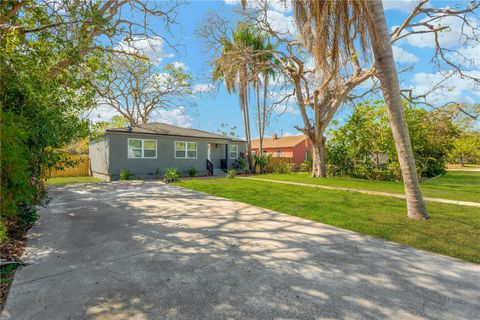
top-left (251, 135), bottom-right (306, 149)
top-left (106, 122), bottom-right (244, 142)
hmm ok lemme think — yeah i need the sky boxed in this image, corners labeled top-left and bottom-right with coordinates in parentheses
top-left (89, 0), bottom-right (480, 138)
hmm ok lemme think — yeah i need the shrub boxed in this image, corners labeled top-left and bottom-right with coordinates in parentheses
top-left (271, 161), bottom-right (293, 174)
top-left (119, 169), bottom-right (131, 180)
top-left (187, 167), bottom-right (197, 177)
top-left (164, 167), bottom-right (181, 183)
top-left (225, 169), bottom-right (237, 178)
top-left (299, 160), bottom-right (312, 172)
top-left (233, 157), bottom-right (247, 173)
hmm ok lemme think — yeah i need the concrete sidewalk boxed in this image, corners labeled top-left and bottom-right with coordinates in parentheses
top-left (2, 181), bottom-right (479, 320)
top-left (239, 176), bottom-right (480, 207)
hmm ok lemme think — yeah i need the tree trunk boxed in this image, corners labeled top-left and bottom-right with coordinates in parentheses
top-left (256, 79), bottom-right (263, 154)
top-left (240, 73), bottom-right (253, 173)
top-left (309, 136), bottom-right (327, 178)
top-left (367, 0), bottom-right (428, 219)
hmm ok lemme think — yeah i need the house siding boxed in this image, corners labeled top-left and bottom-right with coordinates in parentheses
top-left (103, 132), bottom-right (245, 179)
top-left (252, 139), bottom-right (311, 165)
top-left (292, 140), bottom-right (309, 164)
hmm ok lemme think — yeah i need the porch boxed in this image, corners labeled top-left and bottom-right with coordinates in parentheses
top-left (206, 142), bottom-right (229, 176)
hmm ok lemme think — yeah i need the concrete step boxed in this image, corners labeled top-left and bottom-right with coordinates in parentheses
top-left (212, 169), bottom-right (225, 176)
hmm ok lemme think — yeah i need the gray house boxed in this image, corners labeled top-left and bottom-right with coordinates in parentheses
top-left (89, 123), bottom-right (246, 180)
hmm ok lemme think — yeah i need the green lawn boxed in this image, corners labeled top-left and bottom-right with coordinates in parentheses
top-left (45, 176), bottom-right (104, 185)
top-left (175, 178), bottom-right (480, 263)
top-left (256, 171), bottom-right (480, 203)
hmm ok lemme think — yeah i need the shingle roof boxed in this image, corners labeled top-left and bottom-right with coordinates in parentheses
top-left (252, 135), bottom-right (306, 149)
top-left (106, 122), bottom-right (244, 141)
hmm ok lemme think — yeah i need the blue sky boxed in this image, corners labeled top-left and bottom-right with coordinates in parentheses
top-left (91, 0), bottom-right (480, 137)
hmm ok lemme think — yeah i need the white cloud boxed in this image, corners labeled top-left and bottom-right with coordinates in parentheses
top-left (274, 104), bottom-right (298, 115)
top-left (150, 107), bottom-right (193, 127)
top-left (382, 0), bottom-right (419, 12)
top-left (264, 9), bottom-right (298, 38)
top-left (192, 83), bottom-right (215, 94)
top-left (224, 0), bottom-right (296, 37)
top-left (87, 104), bottom-right (119, 122)
top-left (392, 45), bottom-right (418, 63)
top-left (447, 43), bottom-right (480, 68)
top-left (87, 104), bottom-right (193, 128)
top-left (269, 0), bottom-right (292, 13)
top-left (115, 36), bottom-right (174, 64)
top-left (224, 0), bottom-right (291, 12)
top-left (409, 70), bottom-right (480, 104)
top-left (404, 15), bottom-right (478, 49)
top-left (172, 61), bottom-right (188, 70)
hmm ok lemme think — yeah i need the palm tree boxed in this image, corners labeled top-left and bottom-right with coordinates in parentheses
top-left (251, 33), bottom-right (275, 156)
top-left (291, 0), bottom-right (428, 219)
top-left (212, 23), bottom-right (271, 173)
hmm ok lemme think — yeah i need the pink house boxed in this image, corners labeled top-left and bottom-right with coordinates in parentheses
top-left (251, 134), bottom-right (311, 165)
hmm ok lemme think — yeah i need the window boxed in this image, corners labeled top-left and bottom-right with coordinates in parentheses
top-left (128, 139), bottom-right (157, 159)
top-left (175, 141), bottom-right (197, 159)
top-left (230, 144), bottom-right (239, 159)
top-left (276, 149), bottom-right (283, 158)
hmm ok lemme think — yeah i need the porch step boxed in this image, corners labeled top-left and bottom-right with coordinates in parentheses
top-left (212, 169), bottom-right (225, 176)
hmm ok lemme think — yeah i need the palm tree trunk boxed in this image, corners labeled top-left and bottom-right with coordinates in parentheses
top-left (366, 0), bottom-right (428, 219)
top-left (256, 79), bottom-right (262, 153)
top-left (240, 68), bottom-right (253, 173)
top-left (262, 73), bottom-right (269, 155)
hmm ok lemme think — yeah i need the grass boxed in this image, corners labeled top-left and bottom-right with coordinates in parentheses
top-left (255, 171), bottom-right (480, 203)
top-left (45, 176), bottom-right (103, 185)
top-left (175, 178), bottom-right (480, 263)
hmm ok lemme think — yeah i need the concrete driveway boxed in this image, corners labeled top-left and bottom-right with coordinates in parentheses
top-left (2, 181), bottom-right (479, 320)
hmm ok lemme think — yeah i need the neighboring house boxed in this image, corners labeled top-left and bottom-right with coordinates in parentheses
top-left (251, 134), bottom-right (311, 165)
top-left (89, 123), bottom-right (246, 180)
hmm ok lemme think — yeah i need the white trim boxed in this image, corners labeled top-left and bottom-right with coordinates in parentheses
top-left (276, 149), bottom-right (283, 158)
top-left (229, 144), bottom-right (239, 159)
top-left (128, 138), bottom-right (157, 159)
top-left (174, 141), bottom-right (198, 159)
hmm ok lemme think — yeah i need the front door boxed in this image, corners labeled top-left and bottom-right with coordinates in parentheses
top-left (207, 144), bottom-right (211, 161)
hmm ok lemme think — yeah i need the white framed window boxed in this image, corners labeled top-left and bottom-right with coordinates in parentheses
top-left (175, 141), bottom-right (197, 159)
top-left (230, 144), bottom-right (239, 159)
top-left (128, 138), bottom-right (157, 159)
top-left (276, 149), bottom-right (283, 158)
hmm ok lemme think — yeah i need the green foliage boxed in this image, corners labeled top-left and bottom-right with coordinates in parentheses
top-left (187, 167), bottom-right (197, 177)
top-left (449, 134), bottom-right (480, 165)
top-left (0, 2), bottom-right (104, 242)
top-left (225, 169), bottom-right (237, 178)
top-left (164, 167), bottom-right (181, 183)
top-left (119, 170), bottom-right (132, 180)
top-left (327, 100), bottom-right (459, 181)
